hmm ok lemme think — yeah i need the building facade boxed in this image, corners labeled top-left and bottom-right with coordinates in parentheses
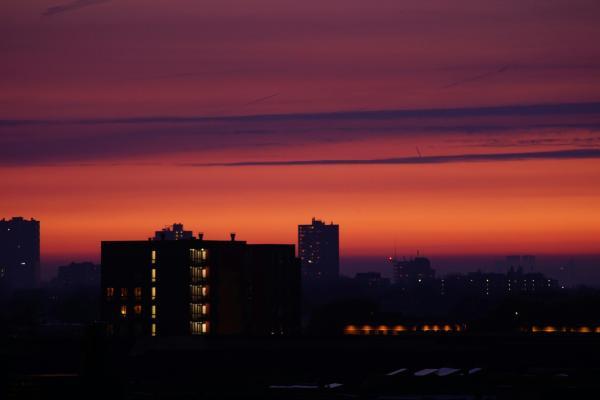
top-left (101, 236), bottom-right (301, 337)
top-left (0, 217), bottom-right (40, 294)
top-left (392, 257), bottom-right (436, 288)
top-left (298, 218), bottom-right (339, 280)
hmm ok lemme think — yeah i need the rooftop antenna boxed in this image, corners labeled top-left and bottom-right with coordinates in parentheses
top-left (416, 146), bottom-right (422, 158)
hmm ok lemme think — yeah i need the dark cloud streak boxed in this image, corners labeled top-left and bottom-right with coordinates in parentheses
top-left (42, 0), bottom-right (110, 16)
top-left (2, 101), bottom-right (599, 127)
top-left (186, 149), bottom-right (600, 167)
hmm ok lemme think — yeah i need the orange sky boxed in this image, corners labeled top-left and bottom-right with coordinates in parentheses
top-left (2, 156), bottom-right (599, 263)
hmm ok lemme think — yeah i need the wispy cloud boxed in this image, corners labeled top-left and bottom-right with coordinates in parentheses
top-left (241, 93), bottom-right (280, 107)
top-left (185, 149), bottom-right (600, 167)
top-left (42, 0), bottom-right (110, 17)
top-left (443, 65), bottom-right (510, 89)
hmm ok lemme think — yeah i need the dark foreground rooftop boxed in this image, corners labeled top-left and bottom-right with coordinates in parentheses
top-left (4, 331), bottom-right (600, 399)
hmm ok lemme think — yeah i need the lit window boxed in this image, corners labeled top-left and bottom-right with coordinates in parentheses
top-left (202, 268), bottom-right (208, 279)
top-left (120, 288), bottom-right (128, 299)
top-left (120, 305), bottom-right (127, 317)
top-left (152, 305), bottom-right (157, 319)
top-left (190, 321), bottom-right (208, 335)
top-left (190, 248), bottom-right (205, 266)
top-left (151, 268), bottom-right (157, 283)
top-left (191, 321), bottom-right (202, 335)
top-left (134, 287), bottom-right (142, 300)
top-left (190, 266), bottom-right (202, 283)
top-left (151, 287), bottom-right (156, 300)
top-left (151, 323), bottom-right (157, 337)
top-left (106, 287), bottom-right (115, 299)
top-left (151, 250), bottom-right (157, 264)
top-left (134, 304), bottom-right (142, 314)
top-left (202, 304), bottom-right (208, 315)
top-left (190, 285), bottom-right (208, 301)
top-left (191, 303), bottom-right (201, 320)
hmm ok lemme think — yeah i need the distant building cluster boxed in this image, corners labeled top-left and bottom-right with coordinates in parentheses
top-left (389, 256), bottom-right (558, 297)
top-left (2, 215), bottom-right (574, 339)
top-left (442, 268), bottom-right (559, 297)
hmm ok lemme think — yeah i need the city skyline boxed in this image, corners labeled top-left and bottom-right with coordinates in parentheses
top-left (4, 214), bottom-right (598, 288)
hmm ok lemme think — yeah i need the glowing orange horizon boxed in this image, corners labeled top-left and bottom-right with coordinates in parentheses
top-left (2, 156), bottom-right (599, 263)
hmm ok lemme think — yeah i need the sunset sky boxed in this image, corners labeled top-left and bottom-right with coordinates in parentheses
top-left (1, 0), bottom-right (600, 274)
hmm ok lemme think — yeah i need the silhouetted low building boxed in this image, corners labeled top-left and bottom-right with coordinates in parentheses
top-left (355, 272), bottom-right (391, 289)
top-left (101, 234), bottom-right (300, 337)
top-left (50, 262), bottom-right (100, 292)
top-left (393, 257), bottom-right (436, 290)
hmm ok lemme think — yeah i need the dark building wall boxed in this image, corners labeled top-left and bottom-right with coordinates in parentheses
top-left (0, 217), bottom-right (40, 294)
top-left (51, 262), bottom-right (100, 291)
top-left (298, 218), bottom-right (339, 280)
top-left (247, 245), bottom-right (301, 335)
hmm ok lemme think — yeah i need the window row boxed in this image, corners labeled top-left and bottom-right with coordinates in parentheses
top-left (106, 287), bottom-right (143, 300)
top-left (190, 285), bottom-right (209, 302)
top-left (190, 321), bottom-right (209, 335)
top-left (118, 304), bottom-right (157, 318)
top-left (190, 303), bottom-right (209, 320)
top-left (189, 248), bottom-right (208, 266)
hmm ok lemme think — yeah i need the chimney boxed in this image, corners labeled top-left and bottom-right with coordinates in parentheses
top-left (198, 232), bottom-right (204, 241)
top-left (230, 232), bottom-right (236, 242)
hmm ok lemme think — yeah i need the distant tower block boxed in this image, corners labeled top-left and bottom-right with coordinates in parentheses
top-left (298, 218), bottom-right (339, 280)
top-left (0, 217), bottom-right (41, 293)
